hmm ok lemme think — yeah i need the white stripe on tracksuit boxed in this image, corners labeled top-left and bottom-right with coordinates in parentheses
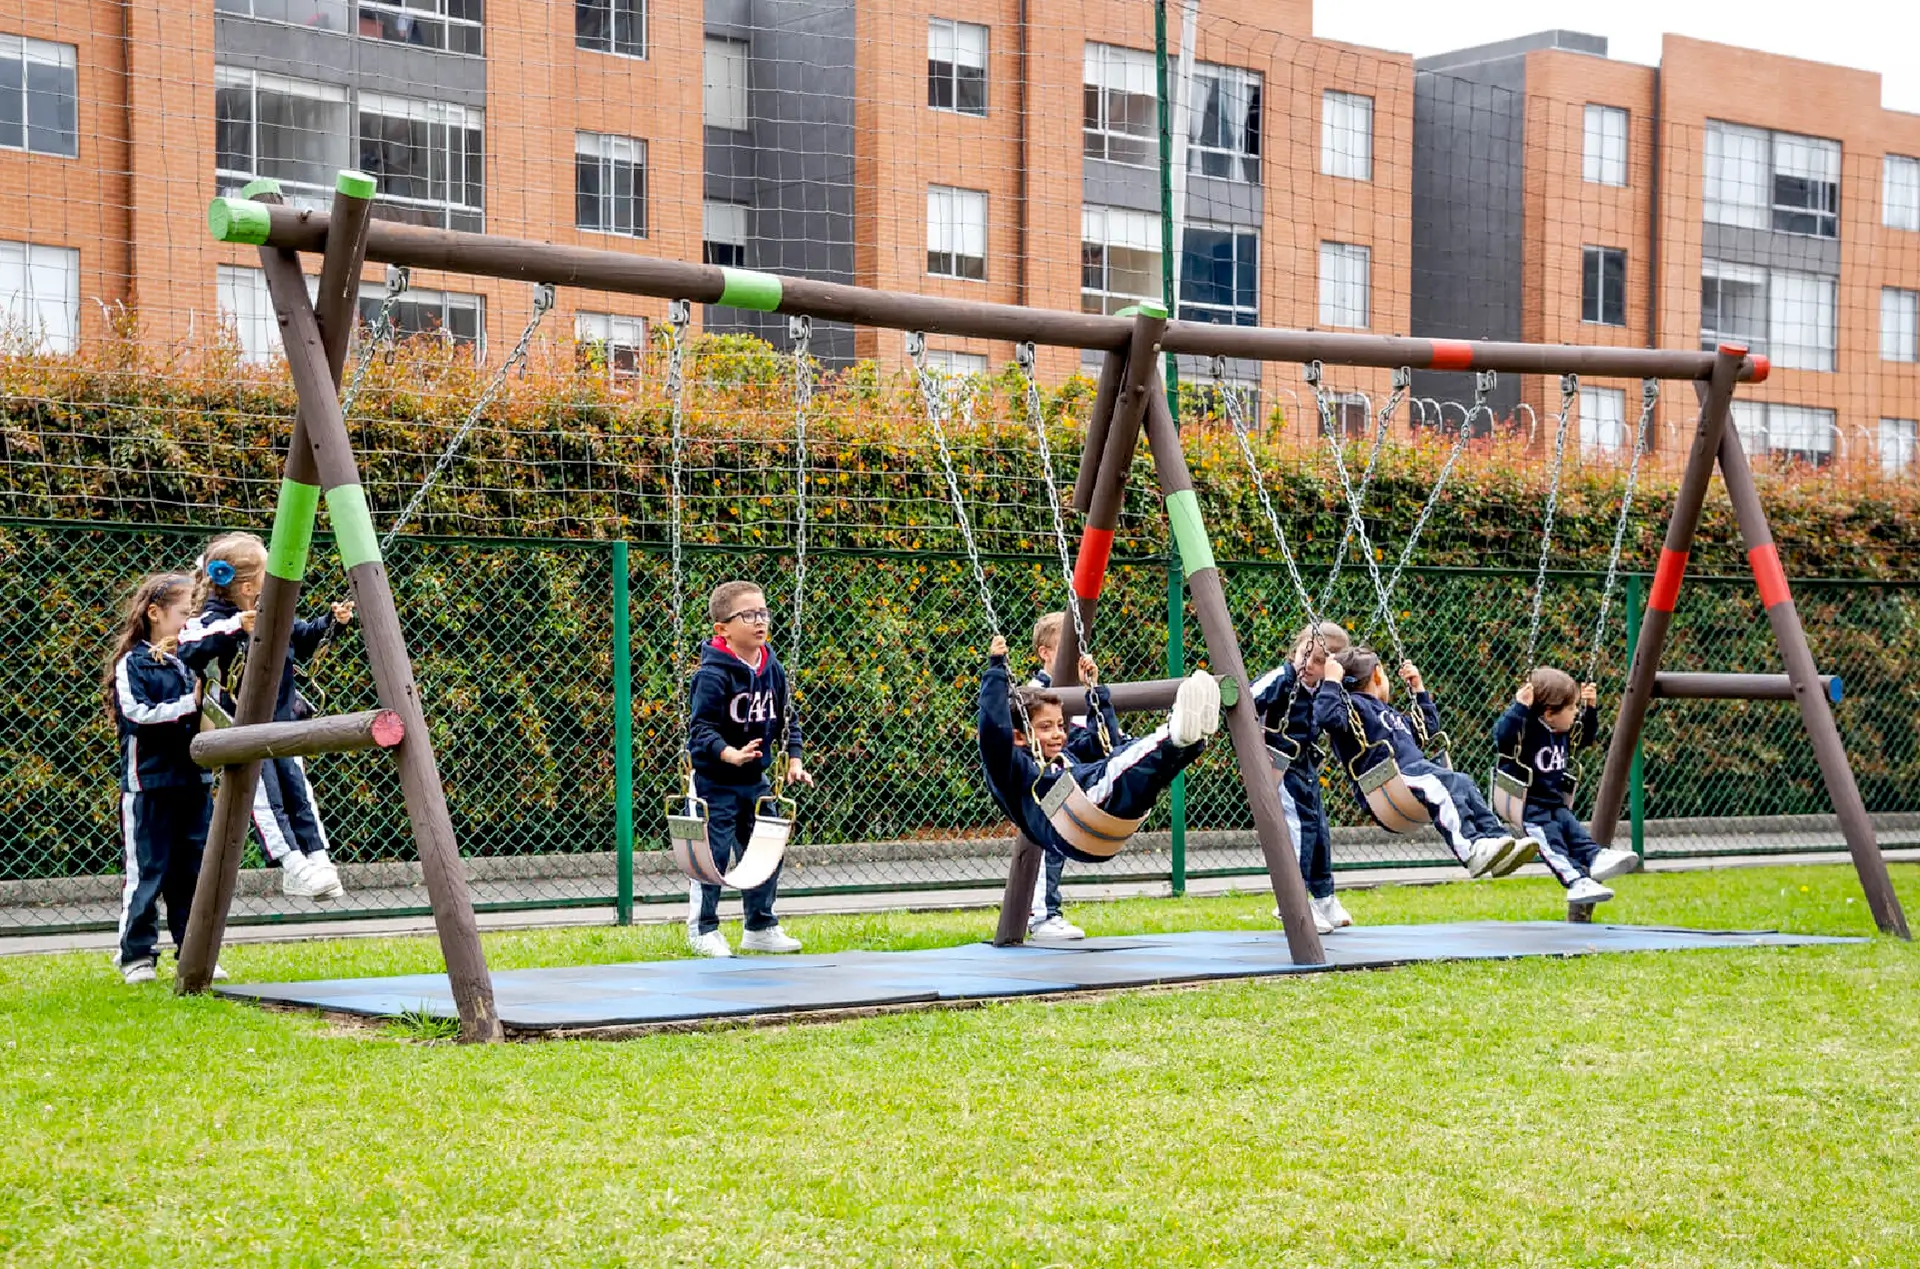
top-left (1520, 820), bottom-right (1583, 886)
top-left (1399, 771), bottom-right (1478, 865)
top-left (115, 656), bottom-right (198, 727)
top-left (115, 792), bottom-right (140, 955)
top-left (1084, 723), bottom-right (1173, 805)
top-left (251, 774), bottom-right (295, 863)
top-left (1277, 779), bottom-right (1304, 854)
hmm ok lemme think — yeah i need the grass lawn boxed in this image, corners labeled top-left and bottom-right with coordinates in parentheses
top-left (3, 863), bottom-right (1917, 1268)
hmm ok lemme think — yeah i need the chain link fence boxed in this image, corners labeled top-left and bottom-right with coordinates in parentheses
top-left (3, 516), bottom-right (1916, 935)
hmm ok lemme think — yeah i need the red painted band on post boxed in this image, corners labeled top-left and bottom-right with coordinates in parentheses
top-left (1748, 543), bottom-right (1792, 610)
top-left (369, 709), bottom-right (407, 748)
top-left (1073, 527), bottom-right (1115, 600)
top-left (1429, 339), bottom-right (1475, 370)
top-left (1748, 353), bottom-right (1770, 383)
top-left (1715, 342), bottom-right (1748, 358)
top-left (1649, 548), bottom-right (1689, 613)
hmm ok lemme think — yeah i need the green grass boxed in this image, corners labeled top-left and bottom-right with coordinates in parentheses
top-left (3, 864), bottom-right (1917, 1267)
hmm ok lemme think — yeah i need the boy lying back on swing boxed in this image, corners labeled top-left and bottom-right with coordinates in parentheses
top-left (1314, 646), bottom-right (1537, 880)
top-left (978, 635), bottom-right (1217, 866)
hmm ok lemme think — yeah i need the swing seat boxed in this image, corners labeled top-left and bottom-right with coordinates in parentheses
top-left (1422, 730), bottom-right (1454, 772)
top-left (1266, 735), bottom-right (1301, 775)
top-left (726, 793), bottom-right (796, 891)
top-left (1351, 747), bottom-right (1433, 836)
top-left (1038, 771), bottom-right (1144, 862)
top-left (1489, 763), bottom-right (1577, 832)
top-left (666, 795), bottom-right (726, 886)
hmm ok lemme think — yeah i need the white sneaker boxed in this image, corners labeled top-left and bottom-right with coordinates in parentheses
top-left (1566, 876), bottom-right (1615, 905)
top-left (739, 925), bottom-right (803, 954)
top-left (685, 926), bottom-right (732, 958)
top-left (1464, 837), bottom-right (1514, 879)
top-left (1169, 671), bottom-right (1223, 747)
top-left (308, 849), bottom-right (348, 896)
top-left (1274, 904), bottom-right (1335, 935)
top-left (1589, 847), bottom-right (1641, 882)
top-left (120, 957), bottom-right (156, 985)
top-left (1029, 915), bottom-right (1086, 940)
top-left (1490, 836), bottom-right (1538, 877)
top-left (279, 854), bottom-right (340, 901)
top-left (1314, 895), bottom-right (1355, 930)
top-left (210, 964), bottom-right (230, 982)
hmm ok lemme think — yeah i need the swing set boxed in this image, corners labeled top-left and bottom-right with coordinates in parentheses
top-left (179, 169), bottom-right (1909, 1042)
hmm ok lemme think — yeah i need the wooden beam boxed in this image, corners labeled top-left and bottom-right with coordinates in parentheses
top-left (1652, 672), bottom-right (1840, 703)
top-left (191, 710), bottom-right (403, 766)
top-left (1028, 674), bottom-right (1238, 713)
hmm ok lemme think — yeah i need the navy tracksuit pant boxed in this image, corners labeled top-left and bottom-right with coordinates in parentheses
top-left (1522, 803), bottom-right (1603, 886)
top-left (686, 775), bottom-right (783, 935)
top-left (1037, 723), bottom-right (1205, 865)
top-left (1278, 764), bottom-right (1335, 900)
top-left (1396, 757), bottom-right (1510, 866)
top-left (250, 755), bottom-right (330, 862)
top-left (117, 786), bottom-right (212, 966)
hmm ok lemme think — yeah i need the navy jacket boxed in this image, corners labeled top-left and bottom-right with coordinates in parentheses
top-left (113, 642), bottom-right (209, 792)
top-left (177, 597), bottom-right (341, 723)
top-left (1492, 701), bottom-right (1599, 807)
top-left (1251, 661), bottom-right (1321, 766)
top-left (1028, 667), bottom-right (1128, 763)
top-left (687, 637), bottom-right (802, 786)
top-left (979, 655), bottom-right (1069, 846)
top-left (1313, 680), bottom-right (1443, 777)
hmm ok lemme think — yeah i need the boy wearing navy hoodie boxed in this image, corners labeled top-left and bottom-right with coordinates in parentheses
top-left (684, 580), bottom-right (812, 957)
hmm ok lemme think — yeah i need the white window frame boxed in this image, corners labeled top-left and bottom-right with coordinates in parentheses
top-left (1700, 259), bottom-right (1769, 355)
top-left (576, 311), bottom-right (647, 381)
top-left (0, 239), bottom-right (79, 354)
top-left (1187, 63), bottom-right (1260, 184)
top-left (704, 37), bottom-right (749, 132)
top-left (1080, 204), bottom-right (1162, 315)
top-left (703, 200), bottom-right (747, 268)
top-left (1318, 241), bottom-right (1370, 329)
top-left (575, 0), bottom-right (646, 59)
top-left (1730, 401), bottom-right (1837, 464)
top-left (1881, 287), bottom-right (1919, 363)
top-left (575, 131), bottom-right (647, 239)
top-left (1178, 222), bottom-right (1258, 326)
top-left (0, 33), bottom-right (78, 159)
top-left (217, 264), bottom-right (277, 365)
top-left (1769, 267), bottom-right (1837, 372)
top-left (928, 19), bottom-right (987, 117)
top-left (1579, 385), bottom-right (1627, 455)
top-left (1880, 417), bottom-right (1917, 477)
top-left (1083, 43), bottom-right (1157, 169)
top-left (1706, 120), bottom-right (1840, 238)
top-left (923, 349), bottom-right (988, 377)
top-left (356, 282), bottom-right (484, 358)
top-left (215, 65), bottom-right (353, 211)
top-left (1321, 90), bottom-right (1372, 181)
top-left (927, 185), bottom-right (987, 281)
top-left (212, 0), bottom-right (350, 32)
top-left (1583, 104), bottom-right (1627, 186)
top-left (357, 90), bottom-right (485, 230)
top-left (359, 0), bottom-right (484, 57)
top-left (1885, 155), bottom-right (1920, 232)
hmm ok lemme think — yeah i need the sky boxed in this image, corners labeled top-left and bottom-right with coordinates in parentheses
top-left (1313, 0), bottom-right (1920, 114)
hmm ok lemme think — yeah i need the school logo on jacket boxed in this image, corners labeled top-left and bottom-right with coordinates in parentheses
top-left (729, 689), bottom-right (776, 725)
top-left (1533, 744), bottom-right (1568, 773)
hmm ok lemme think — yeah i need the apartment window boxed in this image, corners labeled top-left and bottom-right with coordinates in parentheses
top-left (1885, 155), bottom-right (1920, 232)
top-left (1321, 91), bottom-right (1372, 181)
top-left (1582, 247), bottom-right (1627, 326)
top-left (360, 0), bottom-right (484, 56)
top-left (703, 201), bottom-right (747, 268)
top-left (1081, 205), bottom-right (1161, 314)
top-left (1318, 242), bottom-right (1369, 329)
top-left (216, 67), bottom-right (352, 209)
top-left (1705, 121), bottom-right (1839, 238)
top-left (1730, 401), bottom-right (1836, 466)
top-left (1880, 418), bottom-right (1917, 476)
top-left (1083, 43), bottom-right (1156, 169)
top-left (357, 283), bottom-right (482, 353)
top-left (1882, 288), bottom-right (1919, 363)
top-left (576, 0), bottom-right (644, 59)
top-left (1329, 393), bottom-right (1370, 439)
top-left (1188, 64), bottom-right (1260, 183)
top-left (1700, 260), bottom-right (1769, 355)
top-left (928, 19), bottom-right (986, 116)
top-left (576, 132), bottom-right (646, 239)
top-left (924, 349), bottom-right (988, 376)
top-left (0, 240), bottom-right (78, 353)
top-left (1729, 400), bottom-right (1768, 458)
top-left (1579, 386), bottom-right (1627, 454)
top-left (216, 265), bottom-right (277, 364)
top-left (1583, 105), bottom-right (1627, 186)
top-left (214, 0), bottom-right (349, 31)
top-left (704, 38), bottom-right (748, 131)
top-left (0, 34), bottom-right (77, 157)
top-left (1179, 224), bottom-right (1257, 326)
top-left (927, 186), bottom-right (987, 281)
top-left (576, 311), bottom-right (646, 380)
top-left (358, 93), bottom-right (484, 231)
top-left (1770, 268), bottom-right (1837, 371)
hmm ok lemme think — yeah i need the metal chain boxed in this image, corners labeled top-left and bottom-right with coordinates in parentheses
top-left (382, 282), bottom-right (553, 548)
top-left (785, 315), bottom-right (812, 772)
top-left (339, 266), bottom-right (409, 420)
top-left (1585, 380), bottom-right (1658, 685)
top-left (1319, 366), bottom-right (1409, 609)
top-left (1521, 373), bottom-right (1579, 667)
top-left (1217, 357), bottom-right (1323, 632)
top-left (1382, 371), bottom-right (1489, 603)
top-left (1017, 342), bottom-right (1092, 663)
top-left (1307, 362), bottom-right (1404, 663)
top-left (909, 333), bottom-right (1000, 636)
top-left (663, 300), bottom-right (693, 749)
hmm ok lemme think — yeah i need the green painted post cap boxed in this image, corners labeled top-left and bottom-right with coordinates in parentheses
top-left (335, 169), bottom-right (377, 200)
top-left (208, 197), bottom-right (272, 245)
top-left (1135, 301), bottom-right (1168, 320)
top-left (239, 177), bottom-right (282, 199)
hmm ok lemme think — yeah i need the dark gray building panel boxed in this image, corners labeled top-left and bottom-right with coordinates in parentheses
top-left (214, 15), bottom-right (486, 107)
top-left (1701, 221), bottom-right (1842, 277)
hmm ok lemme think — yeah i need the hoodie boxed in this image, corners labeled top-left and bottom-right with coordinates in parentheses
top-left (113, 642), bottom-right (209, 792)
top-left (1492, 700), bottom-right (1599, 808)
top-left (1313, 679), bottom-right (1443, 778)
top-left (176, 596), bottom-right (341, 723)
top-left (1251, 661), bottom-right (1322, 767)
top-left (687, 637), bottom-right (801, 786)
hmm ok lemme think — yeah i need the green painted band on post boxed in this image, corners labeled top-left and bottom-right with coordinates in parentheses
top-left (208, 197), bottom-right (272, 245)
top-left (335, 169), bottom-right (377, 200)
top-left (326, 484), bottom-right (384, 570)
top-left (1165, 490), bottom-right (1217, 578)
top-left (1133, 300), bottom-right (1168, 320)
top-left (239, 177), bottom-right (283, 200)
top-left (719, 267), bottom-right (782, 311)
top-left (266, 479), bottom-right (322, 581)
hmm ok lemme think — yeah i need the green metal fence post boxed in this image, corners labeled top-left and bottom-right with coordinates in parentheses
top-left (1625, 571), bottom-right (1647, 859)
top-left (1155, 0), bottom-right (1187, 897)
top-left (1167, 547), bottom-right (1187, 894)
top-left (612, 539), bottom-right (635, 924)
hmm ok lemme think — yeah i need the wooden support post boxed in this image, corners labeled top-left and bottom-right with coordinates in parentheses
top-left (1568, 901), bottom-right (1596, 925)
top-left (1714, 425), bottom-right (1909, 939)
top-left (176, 176), bottom-right (372, 996)
top-left (256, 247), bottom-right (503, 1040)
top-left (1070, 349), bottom-right (1127, 514)
top-left (1029, 673), bottom-right (1238, 713)
top-left (1589, 345), bottom-right (1746, 846)
top-left (1139, 388), bottom-right (1324, 964)
top-left (191, 710), bottom-right (404, 766)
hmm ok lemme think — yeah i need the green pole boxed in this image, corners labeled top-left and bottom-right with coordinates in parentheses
top-left (1625, 571), bottom-right (1647, 859)
top-left (1156, 0), bottom-right (1187, 896)
top-left (612, 540), bottom-right (635, 924)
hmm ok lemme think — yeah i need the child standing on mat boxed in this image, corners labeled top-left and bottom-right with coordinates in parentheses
top-left (1024, 612), bottom-right (1132, 940)
top-left (105, 573), bottom-right (223, 984)
top-left (1251, 621), bottom-right (1352, 934)
top-left (684, 579), bottom-right (812, 958)
top-left (979, 634), bottom-right (1216, 879)
top-left (1314, 646), bottom-right (1535, 880)
top-left (1492, 667), bottom-right (1640, 906)
top-left (176, 531), bottom-right (356, 902)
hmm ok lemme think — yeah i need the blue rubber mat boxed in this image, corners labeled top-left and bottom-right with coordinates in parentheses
top-left (215, 921), bottom-right (1859, 1032)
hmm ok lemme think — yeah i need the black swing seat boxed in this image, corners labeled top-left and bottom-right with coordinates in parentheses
top-left (1037, 770), bottom-right (1144, 862)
